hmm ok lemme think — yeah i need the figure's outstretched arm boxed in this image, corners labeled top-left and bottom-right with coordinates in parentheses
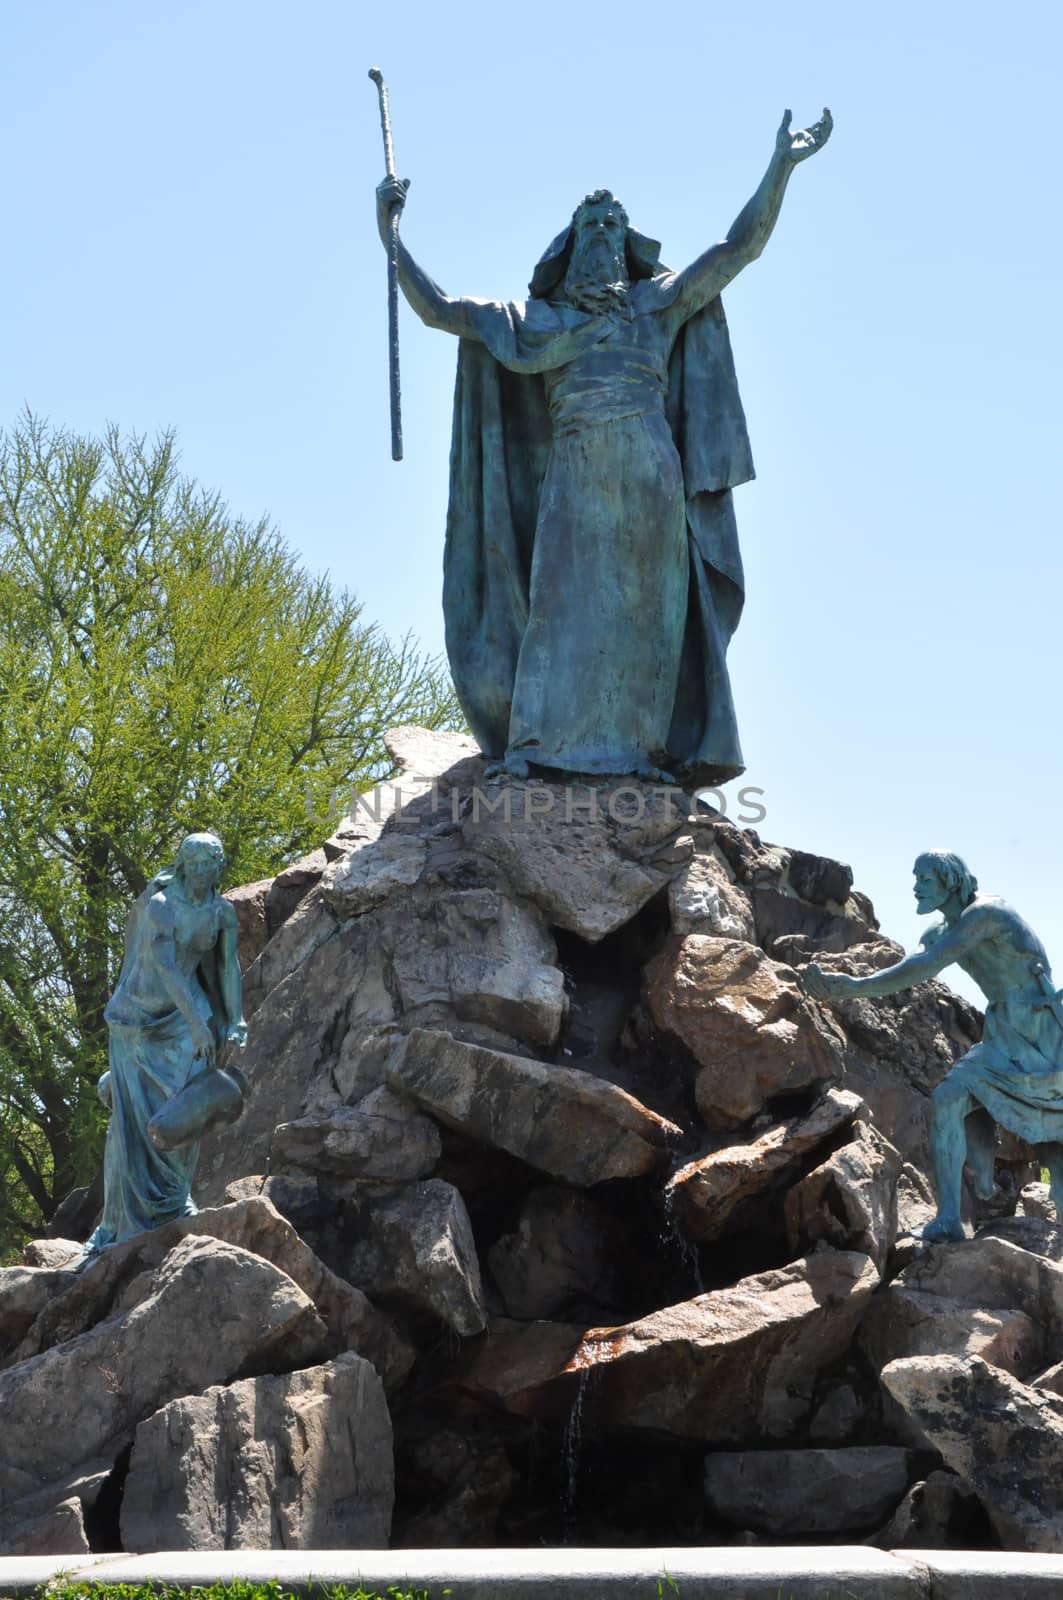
top-left (377, 178), bottom-right (483, 340)
top-left (669, 109), bottom-right (832, 321)
top-left (802, 913), bottom-right (982, 1005)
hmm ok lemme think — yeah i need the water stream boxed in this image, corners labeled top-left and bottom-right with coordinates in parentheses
top-left (559, 1366), bottom-right (592, 1538)
top-left (660, 1162), bottom-right (705, 1297)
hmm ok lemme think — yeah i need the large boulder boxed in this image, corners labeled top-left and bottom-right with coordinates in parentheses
top-left (667, 844), bottom-right (756, 941)
top-left (666, 1088), bottom-right (862, 1243)
top-left (645, 936), bottom-right (843, 1130)
top-left (0, 1496), bottom-right (90, 1558)
top-left (561, 1252), bottom-right (879, 1441)
top-left (881, 1354), bottom-right (1063, 1552)
top-left (270, 1086), bottom-right (441, 1182)
top-left (389, 1029), bottom-right (680, 1186)
top-left (861, 1284), bottom-right (1043, 1380)
top-left (0, 1235), bottom-right (327, 1513)
top-left (894, 1232), bottom-right (1063, 1347)
top-left (0, 1267), bottom-right (81, 1365)
top-left (461, 777), bottom-right (692, 943)
top-left (704, 1446), bottom-right (914, 1537)
top-left (121, 1355), bottom-right (393, 1551)
top-left (487, 1186), bottom-right (620, 1321)
top-left (784, 1118), bottom-right (903, 1271)
top-left (340, 1178), bottom-right (486, 1338)
top-left (9, 1197), bottom-right (411, 1391)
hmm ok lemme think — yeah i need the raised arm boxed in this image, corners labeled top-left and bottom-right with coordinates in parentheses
top-left (376, 178), bottom-right (484, 340)
top-left (667, 109), bottom-right (832, 323)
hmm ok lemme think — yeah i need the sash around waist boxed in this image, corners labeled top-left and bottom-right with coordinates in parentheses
top-left (545, 346), bottom-right (669, 433)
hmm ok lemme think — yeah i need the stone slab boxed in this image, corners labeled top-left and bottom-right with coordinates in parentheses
top-left (0, 1545), bottom-right (926, 1598)
top-left (910, 1548), bottom-right (1063, 1596)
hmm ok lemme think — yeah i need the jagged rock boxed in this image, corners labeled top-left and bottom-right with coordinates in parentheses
top-left (645, 936), bottom-right (842, 1130)
top-left (266, 847), bottom-right (328, 931)
top-left (120, 1354), bottom-right (393, 1551)
top-left (667, 846), bottom-right (755, 941)
top-left (388, 886), bottom-right (566, 1049)
top-left (395, 1430), bottom-right (518, 1548)
top-left (240, 883), bottom-right (340, 1020)
top-left (563, 1252), bottom-right (879, 1440)
top-left (385, 724), bottom-right (483, 783)
top-left (867, 1469), bottom-right (987, 1551)
top-left (667, 1088), bottom-right (862, 1243)
top-left (341, 1178), bottom-right (486, 1337)
top-left (225, 878), bottom-right (272, 970)
top-left (198, 916), bottom-right (396, 1200)
top-left (860, 1285), bottom-right (1043, 1379)
top-left (1018, 1181), bottom-right (1057, 1222)
top-left (487, 1186), bottom-right (618, 1320)
top-left (390, 1029), bottom-right (679, 1186)
top-left (21, 1239), bottom-right (81, 1270)
top-left (983, 1213), bottom-right (1063, 1261)
top-left (457, 1318), bottom-right (586, 1417)
top-left (0, 1235), bottom-right (327, 1509)
top-left (323, 832), bottom-right (429, 918)
top-left (704, 1446), bottom-right (913, 1536)
top-left (1034, 1357), bottom-right (1063, 1397)
top-left (895, 1162), bottom-right (938, 1239)
top-left (0, 1267), bottom-right (81, 1364)
top-left (881, 1354), bottom-right (1063, 1552)
top-left (809, 1382), bottom-right (864, 1443)
top-left (271, 1085), bottom-right (441, 1181)
top-left (895, 1232), bottom-right (1063, 1345)
top-left (785, 1118), bottom-right (902, 1270)
top-left (786, 850), bottom-right (855, 908)
top-left (10, 1198), bottom-right (411, 1391)
top-left (0, 1496), bottom-right (90, 1557)
top-left (461, 777), bottom-right (691, 943)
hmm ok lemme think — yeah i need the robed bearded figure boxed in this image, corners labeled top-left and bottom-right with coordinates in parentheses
top-left (376, 108), bottom-right (832, 784)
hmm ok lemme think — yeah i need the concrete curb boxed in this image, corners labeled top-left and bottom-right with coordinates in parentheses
top-left (2, 1546), bottom-right (1063, 1599)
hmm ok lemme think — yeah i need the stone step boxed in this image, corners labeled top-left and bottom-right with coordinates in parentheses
top-left (4, 1546), bottom-right (1063, 1599)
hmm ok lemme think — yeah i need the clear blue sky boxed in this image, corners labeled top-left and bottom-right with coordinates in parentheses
top-left (2, 1), bottom-right (1061, 1002)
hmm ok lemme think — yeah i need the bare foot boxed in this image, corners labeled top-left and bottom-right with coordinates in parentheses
top-left (913, 1214), bottom-right (966, 1244)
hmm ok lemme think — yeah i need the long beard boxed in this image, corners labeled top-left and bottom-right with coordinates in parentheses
top-left (563, 241), bottom-right (630, 315)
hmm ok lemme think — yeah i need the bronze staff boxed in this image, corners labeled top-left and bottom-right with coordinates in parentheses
top-left (368, 67), bottom-right (403, 461)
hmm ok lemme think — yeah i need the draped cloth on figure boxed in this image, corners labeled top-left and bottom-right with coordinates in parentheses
top-left (947, 992), bottom-right (1063, 1146)
top-left (443, 252), bottom-right (755, 784)
top-left (82, 880), bottom-right (230, 1257)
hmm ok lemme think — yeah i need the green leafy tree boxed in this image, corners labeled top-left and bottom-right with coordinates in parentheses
top-left (0, 414), bottom-right (461, 1249)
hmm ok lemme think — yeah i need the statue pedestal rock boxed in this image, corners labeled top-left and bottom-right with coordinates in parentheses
top-left (6, 748), bottom-right (1061, 1554)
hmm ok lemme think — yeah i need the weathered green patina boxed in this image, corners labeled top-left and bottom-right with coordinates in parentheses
top-left (79, 833), bottom-right (248, 1263)
top-left (803, 851), bottom-right (1063, 1243)
top-left (376, 110), bottom-right (832, 784)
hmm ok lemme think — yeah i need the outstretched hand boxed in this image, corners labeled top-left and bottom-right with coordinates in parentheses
top-left (776, 107), bottom-right (833, 164)
top-left (800, 961), bottom-right (857, 1003)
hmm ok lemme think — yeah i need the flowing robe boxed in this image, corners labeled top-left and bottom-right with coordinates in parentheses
top-left (935, 905), bottom-right (1063, 1146)
top-left (83, 884), bottom-right (232, 1255)
top-left (442, 270), bottom-right (755, 784)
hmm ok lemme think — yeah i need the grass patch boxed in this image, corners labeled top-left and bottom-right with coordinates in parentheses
top-left (40, 1584), bottom-right (445, 1600)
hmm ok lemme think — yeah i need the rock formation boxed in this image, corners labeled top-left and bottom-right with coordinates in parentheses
top-left (3, 725), bottom-right (1050, 1554)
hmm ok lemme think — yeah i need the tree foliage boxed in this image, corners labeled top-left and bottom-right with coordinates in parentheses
top-left (0, 414), bottom-right (461, 1248)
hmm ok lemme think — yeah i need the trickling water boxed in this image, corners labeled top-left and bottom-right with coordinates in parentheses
top-left (661, 1166), bottom-right (705, 1296)
top-left (560, 1367), bottom-right (591, 1537)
